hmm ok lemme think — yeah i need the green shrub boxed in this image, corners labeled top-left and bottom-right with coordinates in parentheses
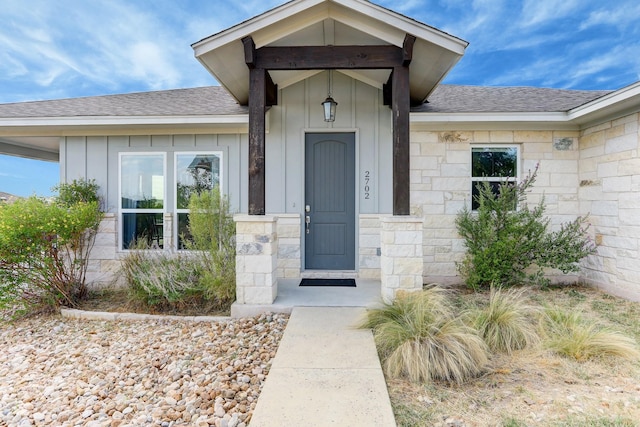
top-left (466, 286), bottom-right (540, 354)
top-left (456, 166), bottom-right (596, 290)
top-left (53, 178), bottom-right (101, 207)
top-left (0, 180), bottom-right (103, 312)
top-left (361, 286), bottom-right (488, 384)
top-left (185, 187), bottom-right (236, 307)
top-left (540, 307), bottom-right (640, 361)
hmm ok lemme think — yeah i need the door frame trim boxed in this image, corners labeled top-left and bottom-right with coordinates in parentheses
top-left (301, 128), bottom-right (360, 271)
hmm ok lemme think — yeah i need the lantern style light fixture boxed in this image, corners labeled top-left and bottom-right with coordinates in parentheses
top-left (321, 70), bottom-right (338, 122)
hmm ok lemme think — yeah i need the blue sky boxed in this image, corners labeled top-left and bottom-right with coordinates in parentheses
top-left (1, 0), bottom-right (639, 196)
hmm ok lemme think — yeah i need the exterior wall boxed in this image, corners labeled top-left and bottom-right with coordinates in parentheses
top-left (64, 83), bottom-right (640, 298)
top-left (409, 128), bottom-right (582, 285)
top-left (86, 213), bottom-right (120, 288)
top-left (60, 133), bottom-right (247, 285)
top-left (64, 73), bottom-right (394, 284)
top-left (276, 214), bottom-right (302, 278)
top-left (578, 113), bottom-right (640, 301)
top-left (359, 215), bottom-right (382, 279)
top-left (60, 134), bottom-right (247, 215)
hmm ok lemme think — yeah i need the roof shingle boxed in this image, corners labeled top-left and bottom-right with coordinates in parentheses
top-left (414, 85), bottom-right (612, 113)
top-left (0, 84), bottom-right (612, 119)
top-left (0, 86), bottom-right (247, 118)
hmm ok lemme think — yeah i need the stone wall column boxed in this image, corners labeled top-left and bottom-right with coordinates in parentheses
top-left (234, 215), bottom-right (278, 305)
top-left (86, 213), bottom-right (120, 288)
top-left (380, 216), bottom-right (424, 303)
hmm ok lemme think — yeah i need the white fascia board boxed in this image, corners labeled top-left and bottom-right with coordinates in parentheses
top-left (192, 0), bottom-right (326, 54)
top-left (567, 81), bottom-right (640, 122)
top-left (0, 114), bottom-right (254, 137)
top-left (0, 115), bottom-right (249, 127)
top-left (336, 0), bottom-right (468, 54)
top-left (410, 112), bottom-right (578, 131)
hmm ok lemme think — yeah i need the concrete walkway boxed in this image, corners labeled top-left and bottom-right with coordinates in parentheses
top-left (249, 307), bottom-right (396, 426)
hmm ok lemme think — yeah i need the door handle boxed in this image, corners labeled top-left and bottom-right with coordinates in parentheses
top-left (305, 215), bottom-right (311, 234)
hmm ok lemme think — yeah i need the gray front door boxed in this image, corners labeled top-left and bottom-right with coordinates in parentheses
top-left (305, 133), bottom-right (355, 270)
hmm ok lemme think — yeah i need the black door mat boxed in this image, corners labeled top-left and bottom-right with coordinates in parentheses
top-left (299, 278), bottom-right (356, 287)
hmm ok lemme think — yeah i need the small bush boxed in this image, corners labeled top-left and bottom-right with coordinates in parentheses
top-left (0, 179), bottom-right (103, 312)
top-left (456, 166), bottom-right (596, 290)
top-left (466, 286), bottom-right (540, 354)
top-left (53, 178), bottom-right (102, 207)
top-left (540, 307), bottom-right (640, 361)
top-left (361, 286), bottom-right (488, 384)
top-left (185, 187), bottom-right (236, 307)
top-left (122, 187), bottom-right (235, 310)
top-left (121, 240), bottom-right (202, 307)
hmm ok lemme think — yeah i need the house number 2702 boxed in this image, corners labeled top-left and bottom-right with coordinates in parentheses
top-left (364, 170), bottom-right (371, 199)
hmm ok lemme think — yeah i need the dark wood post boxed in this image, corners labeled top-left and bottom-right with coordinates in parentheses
top-left (243, 36), bottom-right (267, 215)
top-left (391, 34), bottom-right (415, 216)
top-left (392, 64), bottom-right (410, 216)
top-left (248, 67), bottom-right (266, 215)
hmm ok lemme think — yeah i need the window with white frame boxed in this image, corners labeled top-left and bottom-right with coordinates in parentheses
top-left (175, 152), bottom-right (222, 249)
top-left (471, 146), bottom-right (519, 210)
top-left (120, 153), bottom-right (166, 249)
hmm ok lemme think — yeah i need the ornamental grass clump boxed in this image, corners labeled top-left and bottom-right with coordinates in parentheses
top-left (361, 286), bottom-right (488, 384)
top-left (540, 307), bottom-right (640, 361)
top-left (121, 240), bottom-right (203, 307)
top-left (465, 286), bottom-right (540, 354)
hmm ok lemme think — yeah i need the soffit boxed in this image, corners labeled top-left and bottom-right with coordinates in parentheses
top-left (192, 0), bottom-right (468, 105)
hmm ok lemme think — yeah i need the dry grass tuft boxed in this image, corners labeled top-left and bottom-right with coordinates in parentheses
top-left (540, 307), bottom-right (640, 361)
top-left (361, 286), bottom-right (489, 384)
top-left (466, 286), bottom-right (540, 354)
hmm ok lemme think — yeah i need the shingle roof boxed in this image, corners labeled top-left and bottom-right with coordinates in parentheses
top-left (414, 85), bottom-right (612, 113)
top-left (0, 86), bottom-right (247, 118)
top-left (0, 84), bottom-right (612, 119)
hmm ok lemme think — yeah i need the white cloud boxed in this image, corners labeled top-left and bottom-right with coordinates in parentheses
top-left (579, 5), bottom-right (640, 31)
top-left (520, 0), bottom-right (582, 27)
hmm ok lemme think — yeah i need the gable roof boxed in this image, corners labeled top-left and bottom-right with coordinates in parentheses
top-left (192, 0), bottom-right (468, 105)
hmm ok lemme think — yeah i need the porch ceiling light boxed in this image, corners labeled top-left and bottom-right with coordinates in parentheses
top-left (322, 70), bottom-right (338, 122)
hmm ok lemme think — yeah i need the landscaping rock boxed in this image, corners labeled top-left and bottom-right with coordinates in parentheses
top-left (0, 312), bottom-right (288, 426)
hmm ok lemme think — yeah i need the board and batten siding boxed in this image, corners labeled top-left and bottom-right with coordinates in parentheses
top-left (266, 71), bottom-right (393, 214)
top-left (60, 134), bottom-right (246, 214)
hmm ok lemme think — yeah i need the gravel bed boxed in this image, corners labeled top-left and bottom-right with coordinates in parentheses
top-left (0, 312), bottom-right (288, 427)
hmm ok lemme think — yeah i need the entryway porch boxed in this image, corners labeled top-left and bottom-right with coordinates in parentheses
top-left (230, 277), bottom-right (382, 318)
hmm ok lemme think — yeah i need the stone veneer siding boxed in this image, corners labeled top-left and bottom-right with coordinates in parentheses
top-left (380, 216), bottom-right (424, 302)
top-left (579, 113), bottom-right (640, 301)
top-left (410, 129), bottom-right (583, 285)
top-left (276, 214), bottom-right (302, 279)
top-left (359, 215), bottom-right (382, 279)
top-left (234, 215), bottom-right (278, 305)
top-left (85, 213), bottom-right (120, 288)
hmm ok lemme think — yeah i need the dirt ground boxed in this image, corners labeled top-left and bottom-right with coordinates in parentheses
top-left (388, 285), bottom-right (640, 427)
